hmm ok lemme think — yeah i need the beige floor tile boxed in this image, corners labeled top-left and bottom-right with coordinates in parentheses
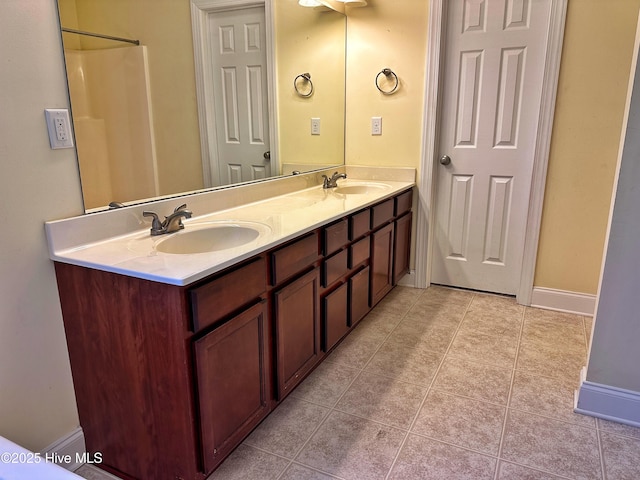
top-left (523, 308), bottom-right (586, 347)
top-left (516, 339), bottom-right (585, 380)
top-left (385, 315), bottom-right (458, 353)
top-left (336, 370), bottom-right (427, 429)
top-left (468, 293), bottom-right (524, 318)
top-left (598, 418), bottom-right (640, 440)
top-left (295, 411), bottom-right (405, 480)
top-left (388, 434), bottom-right (496, 480)
top-left (207, 444), bottom-right (289, 480)
top-left (417, 285), bottom-right (475, 306)
top-left (279, 463), bottom-right (341, 480)
top-left (501, 409), bottom-right (601, 479)
top-left (412, 390), bottom-right (506, 455)
top-left (405, 297), bottom-right (469, 322)
top-left (510, 370), bottom-right (595, 427)
top-left (448, 317), bottom-right (520, 368)
top-left (433, 356), bottom-right (513, 404)
top-left (461, 308), bottom-right (523, 337)
top-left (354, 309), bottom-right (404, 336)
top-left (243, 396), bottom-right (330, 458)
top-left (75, 465), bottom-right (121, 480)
top-left (326, 322), bottom-right (388, 369)
top-left (496, 461), bottom-right (566, 479)
top-left (364, 338), bottom-right (443, 386)
top-left (290, 361), bottom-right (360, 407)
top-left (600, 431), bottom-right (640, 480)
top-left (372, 286), bottom-right (423, 317)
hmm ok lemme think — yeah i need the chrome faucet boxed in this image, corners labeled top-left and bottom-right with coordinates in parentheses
top-left (142, 204), bottom-right (193, 236)
top-left (322, 171), bottom-right (347, 189)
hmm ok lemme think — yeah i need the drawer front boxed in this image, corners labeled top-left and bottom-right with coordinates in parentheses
top-left (349, 208), bottom-right (371, 240)
top-left (191, 256), bottom-right (266, 332)
top-left (322, 249), bottom-right (349, 288)
top-left (323, 219), bottom-right (349, 256)
top-left (271, 231), bottom-right (320, 285)
top-left (395, 189), bottom-right (413, 217)
top-left (349, 236), bottom-right (370, 269)
top-left (371, 198), bottom-right (394, 229)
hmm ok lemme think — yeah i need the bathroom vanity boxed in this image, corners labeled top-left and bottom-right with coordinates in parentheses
top-left (47, 169), bottom-right (414, 480)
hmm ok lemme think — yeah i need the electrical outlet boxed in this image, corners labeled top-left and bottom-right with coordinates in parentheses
top-left (311, 117), bottom-right (321, 135)
top-left (45, 108), bottom-right (74, 149)
top-left (372, 116), bottom-right (382, 135)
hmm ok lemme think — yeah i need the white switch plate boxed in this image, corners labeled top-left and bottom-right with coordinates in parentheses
top-left (311, 117), bottom-right (321, 135)
top-left (45, 108), bottom-right (74, 149)
top-left (372, 116), bottom-right (382, 135)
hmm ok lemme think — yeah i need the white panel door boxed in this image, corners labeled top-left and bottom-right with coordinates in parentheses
top-left (209, 7), bottom-right (270, 185)
top-left (432, 0), bottom-right (552, 294)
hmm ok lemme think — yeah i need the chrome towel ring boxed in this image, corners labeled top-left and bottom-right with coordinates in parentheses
top-left (375, 68), bottom-right (399, 95)
top-left (294, 73), bottom-right (314, 97)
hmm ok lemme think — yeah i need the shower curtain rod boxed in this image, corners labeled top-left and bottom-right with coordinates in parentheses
top-left (61, 28), bottom-right (140, 46)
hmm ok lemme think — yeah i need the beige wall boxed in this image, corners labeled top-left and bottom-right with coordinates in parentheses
top-left (534, 0), bottom-right (640, 294)
top-left (0, 0), bottom-right (84, 451)
top-left (344, 0), bottom-right (429, 168)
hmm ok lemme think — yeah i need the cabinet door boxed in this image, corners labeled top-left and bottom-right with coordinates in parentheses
top-left (349, 266), bottom-right (370, 327)
top-left (393, 212), bottom-right (412, 285)
top-left (194, 301), bottom-right (270, 474)
top-left (370, 222), bottom-right (394, 307)
top-left (274, 268), bottom-right (321, 399)
top-left (323, 282), bottom-right (349, 352)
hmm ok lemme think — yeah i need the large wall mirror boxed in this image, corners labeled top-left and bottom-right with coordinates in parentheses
top-left (56, 0), bottom-right (346, 212)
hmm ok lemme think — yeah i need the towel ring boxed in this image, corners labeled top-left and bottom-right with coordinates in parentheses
top-left (375, 68), bottom-right (399, 95)
top-left (294, 73), bottom-right (314, 97)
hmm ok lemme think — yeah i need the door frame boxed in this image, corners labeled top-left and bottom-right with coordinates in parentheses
top-left (191, 0), bottom-right (278, 187)
top-left (414, 0), bottom-right (567, 305)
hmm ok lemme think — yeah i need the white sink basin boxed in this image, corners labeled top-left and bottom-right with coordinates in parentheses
top-left (154, 222), bottom-right (270, 254)
top-left (333, 182), bottom-right (391, 195)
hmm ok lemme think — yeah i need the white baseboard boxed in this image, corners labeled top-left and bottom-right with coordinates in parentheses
top-left (40, 427), bottom-right (85, 472)
top-left (575, 367), bottom-right (640, 427)
top-left (530, 287), bottom-right (596, 316)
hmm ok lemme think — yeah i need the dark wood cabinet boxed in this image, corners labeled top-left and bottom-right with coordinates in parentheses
top-left (274, 268), bottom-right (321, 398)
top-left (53, 187), bottom-right (413, 479)
top-left (393, 212), bottom-right (412, 285)
top-left (370, 222), bottom-right (395, 307)
top-left (194, 301), bottom-right (270, 473)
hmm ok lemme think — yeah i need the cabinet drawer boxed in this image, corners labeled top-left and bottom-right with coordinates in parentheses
top-left (395, 189), bottom-right (413, 217)
top-left (323, 219), bottom-right (349, 256)
top-left (349, 208), bottom-right (371, 240)
top-left (371, 198), bottom-right (394, 229)
top-left (191, 256), bottom-right (266, 332)
top-left (271, 231), bottom-right (320, 285)
top-left (349, 236), bottom-right (370, 269)
top-left (322, 249), bottom-right (348, 288)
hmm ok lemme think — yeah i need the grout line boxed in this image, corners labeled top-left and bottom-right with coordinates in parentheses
top-left (493, 302), bottom-right (527, 480)
top-left (595, 420), bottom-right (608, 480)
top-left (383, 290), bottom-right (475, 480)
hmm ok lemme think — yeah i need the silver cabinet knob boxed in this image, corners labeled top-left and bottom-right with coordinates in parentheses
top-left (439, 155), bottom-right (451, 166)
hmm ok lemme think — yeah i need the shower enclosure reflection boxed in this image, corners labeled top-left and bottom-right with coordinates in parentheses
top-left (57, 0), bottom-right (346, 212)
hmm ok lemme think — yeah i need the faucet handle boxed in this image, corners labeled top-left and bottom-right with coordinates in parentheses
top-left (143, 211), bottom-right (163, 232)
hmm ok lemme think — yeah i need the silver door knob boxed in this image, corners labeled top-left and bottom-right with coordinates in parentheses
top-left (439, 155), bottom-right (451, 166)
top-left (263, 151), bottom-right (271, 161)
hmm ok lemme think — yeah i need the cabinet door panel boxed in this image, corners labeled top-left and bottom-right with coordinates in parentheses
top-left (349, 266), bottom-right (370, 327)
top-left (274, 268), bottom-right (321, 398)
top-left (194, 301), bottom-right (270, 473)
top-left (393, 212), bottom-right (412, 285)
top-left (370, 223), bottom-right (394, 307)
top-left (323, 282), bottom-right (349, 352)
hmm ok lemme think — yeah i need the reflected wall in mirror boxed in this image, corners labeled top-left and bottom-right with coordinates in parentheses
top-left (57, 0), bottom-right (346, 212)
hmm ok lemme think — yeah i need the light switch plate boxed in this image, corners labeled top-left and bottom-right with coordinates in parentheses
top-left (372, 116), bottom-right (382, 135)
top-left (311, 117), bottom-right (321, 135)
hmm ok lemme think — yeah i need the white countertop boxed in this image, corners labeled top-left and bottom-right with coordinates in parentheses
top-left (46, 170), bottom-right (415, 286)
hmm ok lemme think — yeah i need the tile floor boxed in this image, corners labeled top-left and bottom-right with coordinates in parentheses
top-left (77, 286), bottom-right (640, 480)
